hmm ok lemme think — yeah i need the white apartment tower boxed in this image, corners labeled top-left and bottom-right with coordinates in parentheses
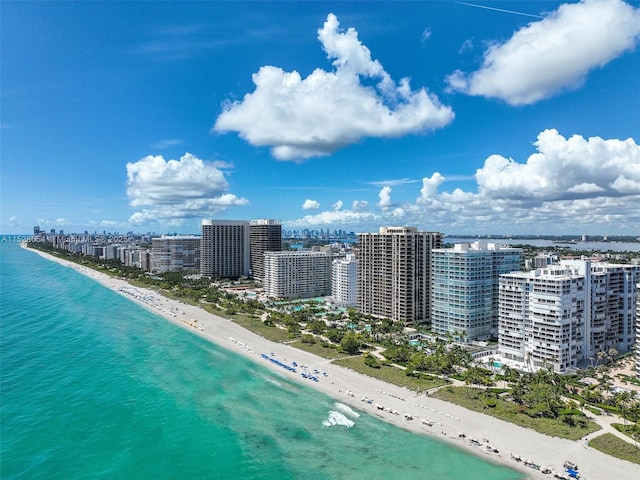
top-left (249, 219), bottom-right (282, 282)
top-left (561, 260), bottom-right (640, 356)
top-left (431, 242), bottom-right (521, 342)
top-left (357, 226), bottom-right (442, 325)
top-left (499, 265), bottom-right (585, 372)
top-left (499, 260), bottom-right (640, 373)
top-left (636, 283), bottom-right (640, 380)
top-left (332, 253), bottom-right (358, 307)
top-left (151, 235), bottom-right (201, 273)
top-left (200, 220), bottom-right (250, 279)
top-left (263, 251), bottom-right (332, 299)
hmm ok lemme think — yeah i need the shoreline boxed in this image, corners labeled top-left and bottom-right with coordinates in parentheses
top-left (24, 246), bottom-right (640, 480)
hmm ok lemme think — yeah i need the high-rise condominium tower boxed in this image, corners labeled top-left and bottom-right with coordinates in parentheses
top-left (263, 251), bottom-right (332, 299)
top-left (499, 260), bottom-right (640, 373)
top-left (151, 235), bottom-right (201, 273)
top-left (200, 220), bottom-right (250, 279)
top-left (357, 226), bottom-right (442, 325)
top-left (249, 219), bottom-right (282, 281)
top-left (431, 241), bottom-right (521, 342)
top-left (332, 253), bottom-right (358, 307)
top-left (636, 283), bottom-right (640, 380)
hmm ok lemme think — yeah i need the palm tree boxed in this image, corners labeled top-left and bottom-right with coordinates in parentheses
top-left (501, 364), bottom-right (513, 389)
top-left (595, 350), bottom-right (607, 367)
top-left (488, 356), bottom-right (495, 374)
top-left (614, 391), bottom-right (638, 449)
top-left (525, 351), bottom-right (533, 373)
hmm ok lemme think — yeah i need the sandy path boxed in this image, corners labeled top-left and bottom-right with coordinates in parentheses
top-left (26, 247), bottom-right (640, 480)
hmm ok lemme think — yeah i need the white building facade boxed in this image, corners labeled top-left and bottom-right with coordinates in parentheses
top-left (562, 260), bottom-right (640, 356)
top-left (331, 253), bottom-right (358, 307)
top-left (263, 251), bottom-right (332, 299)
top-left (499, 265), bottom-right (585, 372)
top-left (636, 282), bottom-right (640, 380)
top-left (499, 260), bottom-right (640, 373)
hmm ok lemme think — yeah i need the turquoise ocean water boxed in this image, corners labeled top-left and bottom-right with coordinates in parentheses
top-left (0, 244), bottom-right (524, 479)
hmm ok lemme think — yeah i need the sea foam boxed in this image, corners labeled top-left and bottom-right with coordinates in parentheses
top-left (322, 411), bottom-right (355, 428)
top-left (332, 402), bottom-right (360, 419)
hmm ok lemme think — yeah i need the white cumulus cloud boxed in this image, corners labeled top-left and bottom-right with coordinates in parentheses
top-left (213, 13), bottom-right (454, 160)
top-left (377, 186), bottom-right (393, 209)
top-left (286, 129), bottom-right (640, 234)
top-left (352, 200), bottom-right (369, 212)
top-left (475, 129), bottom-right (640, 200)
top-left (567, 183), bottom-right (606, 194)
top-left (447, 0), bottom-right (640, 105)
top-left (287, 208), bottom-right (377, 229)
top-left (332, 200), bottom-right (344, 210)
top-left (302, 199), bottom-right (320, 210)
top-left (126, 153), bottom-right (248, 225)
top-left (417, 172), bottom-right (446, 204)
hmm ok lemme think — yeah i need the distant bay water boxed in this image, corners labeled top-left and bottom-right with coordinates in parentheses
top-left (291, 237), bottom-right (640, 252)
top-left (0, 244), bottom-right (523, 480)
top-left (445, 238), bottom-right (640, 252)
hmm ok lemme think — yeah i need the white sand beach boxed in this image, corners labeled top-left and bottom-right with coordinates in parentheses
top-left (27, 247), bottom-right (640, 480)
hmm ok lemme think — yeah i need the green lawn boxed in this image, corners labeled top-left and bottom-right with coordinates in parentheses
top-left (432, 386), bottom-right (600, 440)
top-left (156, 289), bottom-right (200, 306)
top-left (333, 356), bottom-right (448, 391)
top-left (286, 340), bottom-right (345, 359)
top-left (230, 315), bottom-right (292, 343)
top-left (589, 433), bottom-right (640, 464)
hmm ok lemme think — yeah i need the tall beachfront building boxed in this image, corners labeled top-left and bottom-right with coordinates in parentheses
top-left (139, 249), bottom-right (152, 272)
top-left (499, 264), bottom-right (585, 372)
top-left (636, 283), bottom-right (640, 380)
top-left (357, 226), bottom-right (442, 325)
top-left (151, 235), bottom-right (201, 273)
top-left (263, 251), bottom-right (332, 299)
top-left (499, 260), bottom-right (640, 373)
top-left (332, 253), bottom-right (358, 307)
top-left (200, 220), bottom-right (250, 279)
top-left (561, 260), bottom-right (640, 357)
top-left (431, 241), bottom-right (521, 342)
top-left (249, 219), bottom-right (282, 282)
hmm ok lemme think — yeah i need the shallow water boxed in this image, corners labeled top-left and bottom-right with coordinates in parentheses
top-left (0, 244), bottom-right (524, 479)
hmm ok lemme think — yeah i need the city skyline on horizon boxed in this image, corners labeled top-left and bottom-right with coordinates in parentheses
top-left (14, 224), bottom-right (640, 243)
top-left (2, 1), bottom-right (639, 236)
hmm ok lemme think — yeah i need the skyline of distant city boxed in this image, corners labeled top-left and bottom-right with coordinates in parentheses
top-left (10, 223), bottom-right (640, 243)
top-left (2, 1), bottom-right (639, 235)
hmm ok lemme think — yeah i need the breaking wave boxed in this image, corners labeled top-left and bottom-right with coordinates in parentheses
top-left (332, 402), bottom-right (360, 419)
top-left (322, 410), bottom-right (355, 428)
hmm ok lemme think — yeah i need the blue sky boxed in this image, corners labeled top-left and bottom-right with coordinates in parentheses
top-left (2, 0), bottom-right (639, 235)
